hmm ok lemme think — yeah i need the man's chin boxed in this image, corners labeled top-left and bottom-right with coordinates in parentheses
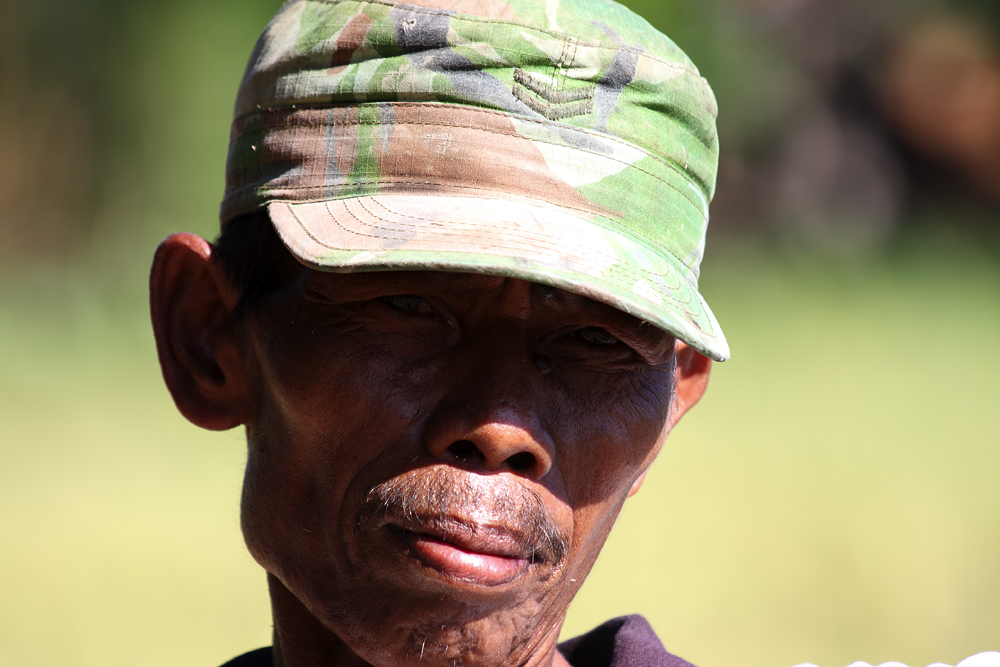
top-left (309, 524), bottom-right (566, 665)
top-left (348, 599), bottom-right (560, 667)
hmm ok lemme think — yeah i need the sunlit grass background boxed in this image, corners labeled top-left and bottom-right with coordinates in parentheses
top-left (1, 0), bottom-right (999, 665)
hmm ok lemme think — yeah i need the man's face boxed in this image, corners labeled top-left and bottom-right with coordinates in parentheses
top-left (235, 267), bottom-right (679, 667)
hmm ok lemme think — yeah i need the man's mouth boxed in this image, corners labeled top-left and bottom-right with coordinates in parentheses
top-left (386, 519), bottom-right (535, 586)
top-left (359, 468), bottom-right (569, 588)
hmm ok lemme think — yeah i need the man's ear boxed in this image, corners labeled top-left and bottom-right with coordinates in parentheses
top-left (150, 233), bottom-right (250, 431)
top-left (667, 341), bottom-right (712, 430)
top-left (627, 470), bottom-right (650, 498)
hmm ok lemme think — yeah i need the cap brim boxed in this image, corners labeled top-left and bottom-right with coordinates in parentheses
top-left (268, 195), bottom-right (729, 362)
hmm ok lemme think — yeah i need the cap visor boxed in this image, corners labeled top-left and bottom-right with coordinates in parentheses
top-left (268, 195), bottom-right (729, 361)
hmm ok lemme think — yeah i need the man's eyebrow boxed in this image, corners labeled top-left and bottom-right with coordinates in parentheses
top-left (529, 283), bottom-right (623, 316)
top-left (531, 282), bottom-right (594, 306)
top-left (305, 269), bottom-right (507, 295)
top-left (531, 284), bottom-right (672, 340)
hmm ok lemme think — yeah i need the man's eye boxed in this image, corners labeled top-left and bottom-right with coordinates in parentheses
top-left (381, 295), bottom-right (433, 314)
top-left (573, 326), bottom-right (619, 346)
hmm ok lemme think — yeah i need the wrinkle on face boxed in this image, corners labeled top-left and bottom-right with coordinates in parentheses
top-left (236, 269), bottom-right (680, 667)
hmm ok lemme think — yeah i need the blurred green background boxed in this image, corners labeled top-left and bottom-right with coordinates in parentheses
top-left (1, 1), bottom-right (998, 666)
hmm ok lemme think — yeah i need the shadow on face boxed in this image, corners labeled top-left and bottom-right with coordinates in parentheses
top-left (149, 227), bottom-right (711, 667)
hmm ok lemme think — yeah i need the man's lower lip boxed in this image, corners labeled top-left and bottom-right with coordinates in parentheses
top-left (392, 528), bottom-right (530, 586)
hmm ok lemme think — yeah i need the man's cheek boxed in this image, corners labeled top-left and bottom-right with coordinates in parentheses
top-left (261, 352), bottom-right (393, 431)
top-left (555, 410), bottom-right (664, 499)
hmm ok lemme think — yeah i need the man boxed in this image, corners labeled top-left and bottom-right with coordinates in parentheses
top-left (149, 1), bottom-right (729, 666)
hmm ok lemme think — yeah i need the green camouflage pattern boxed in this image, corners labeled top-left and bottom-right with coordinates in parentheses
top-left (222, 0), bottom-right (729, 361)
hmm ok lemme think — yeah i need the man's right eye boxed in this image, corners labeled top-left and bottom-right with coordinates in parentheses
top-left (381, 295), bottom-right (434, 314)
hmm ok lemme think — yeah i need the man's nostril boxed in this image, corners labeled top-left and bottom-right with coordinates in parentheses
top-left (505, 452), bottom-right (536, 472)
top-left (447, 440), bottom-right (480, 461)
top-left (446, 441), bottom-right (538, 473)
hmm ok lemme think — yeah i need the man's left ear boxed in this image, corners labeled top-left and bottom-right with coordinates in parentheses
top-left (627, 342), bottom-right (712, 498)
top-left (667, 341), bottom-right (712, 431)
top-left (627, 470), bottom-right (650, 498)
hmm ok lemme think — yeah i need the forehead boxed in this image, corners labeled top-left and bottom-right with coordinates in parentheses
top-left (303, 268), bottom-right (619, 314)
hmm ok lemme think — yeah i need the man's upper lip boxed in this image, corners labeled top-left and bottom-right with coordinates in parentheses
top-left (386, 516), bottom-right (534, 560)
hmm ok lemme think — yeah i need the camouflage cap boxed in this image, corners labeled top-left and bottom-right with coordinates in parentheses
top-left (222, 0), bottom-right (730, 361)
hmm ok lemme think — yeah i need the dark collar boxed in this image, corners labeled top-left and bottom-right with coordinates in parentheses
top-left (558, 615), bottom-right (698, 667)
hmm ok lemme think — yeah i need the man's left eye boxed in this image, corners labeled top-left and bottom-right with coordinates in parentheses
top-left (381, 295), bottom-right (434, 314)
top-left (573, 326), bottom-right (619, 346)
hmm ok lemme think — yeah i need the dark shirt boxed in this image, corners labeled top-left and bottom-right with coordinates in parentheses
top-left (219, 615), bottom-right (697, 667)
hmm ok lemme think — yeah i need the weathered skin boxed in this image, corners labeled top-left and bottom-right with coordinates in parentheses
top-left (148, 234), bottom-right (712, 667)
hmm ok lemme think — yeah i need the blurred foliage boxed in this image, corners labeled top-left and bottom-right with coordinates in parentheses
top-left (625, 0), bottom-right (1000, 249)
top-left (0, 0), bottom-right (277, 255)
top-left (2, 0), bottom-right (1000, 259)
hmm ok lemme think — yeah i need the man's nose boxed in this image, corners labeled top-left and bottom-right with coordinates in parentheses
top-left (422, 343), bottom-right (555, 480)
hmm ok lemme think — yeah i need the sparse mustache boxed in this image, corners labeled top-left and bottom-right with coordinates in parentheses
top-left (359, 467), bottom-right (568, 564)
